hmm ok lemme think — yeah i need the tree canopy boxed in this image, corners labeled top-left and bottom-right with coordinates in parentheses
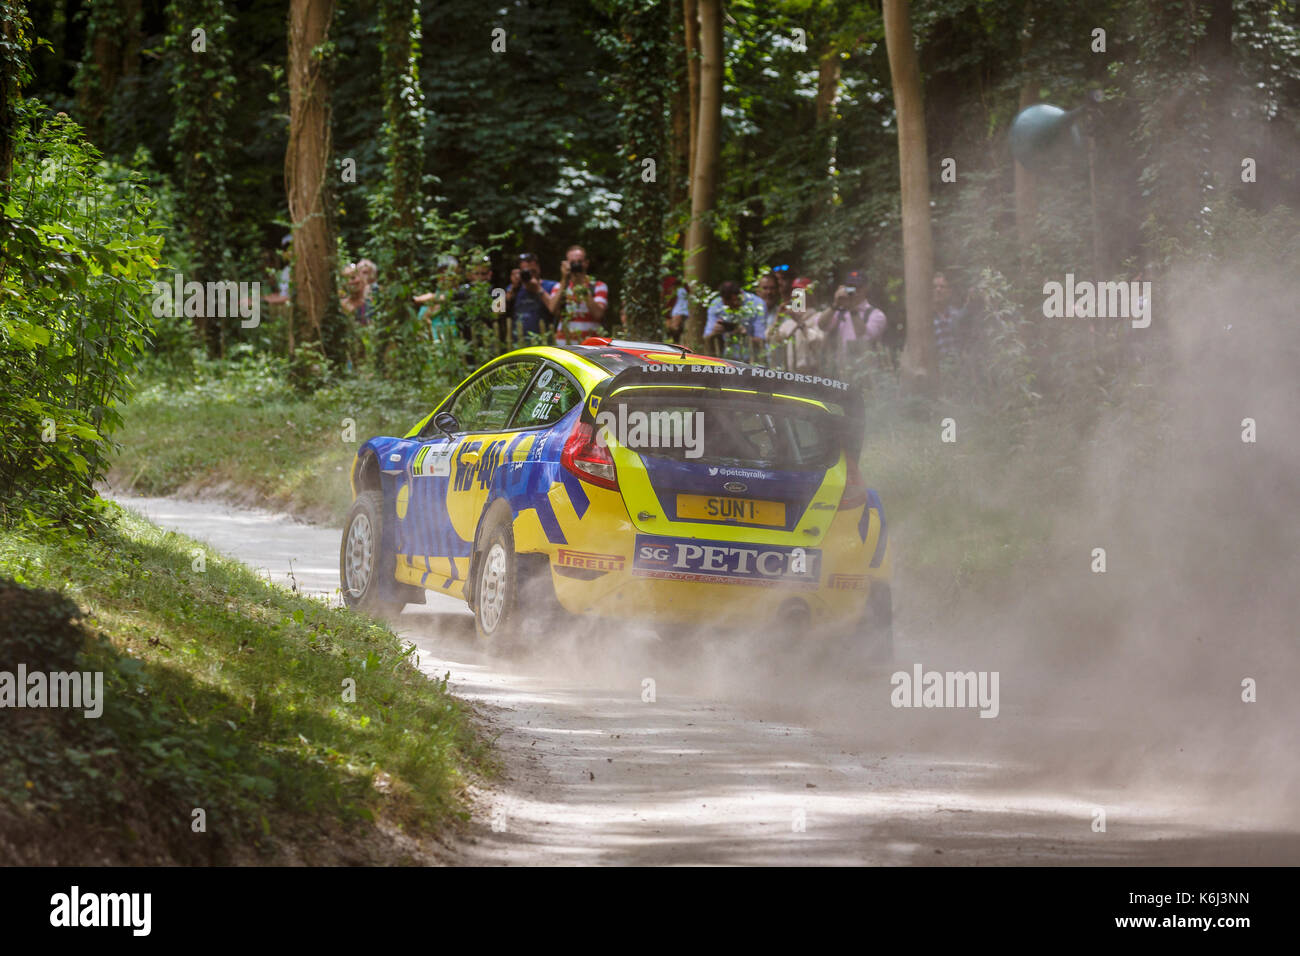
top-left (14, 0), bottom-right (1300, 375)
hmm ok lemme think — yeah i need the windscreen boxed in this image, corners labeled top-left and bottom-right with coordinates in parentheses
top-left (605, 391), bottom-right (840, 471)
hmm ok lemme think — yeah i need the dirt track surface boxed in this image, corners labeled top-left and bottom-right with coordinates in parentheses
top-left (116, 494), bottom-right (1300, 866)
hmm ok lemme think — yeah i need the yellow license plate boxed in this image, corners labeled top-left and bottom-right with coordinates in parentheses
top-left (676, 494), bottom-right (786, 526)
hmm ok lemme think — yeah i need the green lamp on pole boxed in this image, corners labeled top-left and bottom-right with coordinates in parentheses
top-left (1009, 103), bottom-right (1085, 173)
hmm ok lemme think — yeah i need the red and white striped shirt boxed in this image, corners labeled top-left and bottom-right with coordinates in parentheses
top-left (553, 278), bottom-right (608, 344)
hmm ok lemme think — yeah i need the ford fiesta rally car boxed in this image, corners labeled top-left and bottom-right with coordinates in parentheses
top-left (340, 339), bottom-right (891, 658)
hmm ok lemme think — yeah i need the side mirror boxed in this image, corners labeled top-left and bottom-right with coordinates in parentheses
top-left (432, 410), bottom-right (459, 438)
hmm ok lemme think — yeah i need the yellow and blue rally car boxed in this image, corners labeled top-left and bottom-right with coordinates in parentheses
top-left (340, 339), bottom-right (891, 657)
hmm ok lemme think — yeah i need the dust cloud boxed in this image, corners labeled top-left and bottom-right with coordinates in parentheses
top-left (470, 259), bottom-right (1300, 837)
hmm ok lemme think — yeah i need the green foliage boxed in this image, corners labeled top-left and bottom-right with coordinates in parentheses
top-left (165, 0), bottom-right (237, 358)
top-left (705, 0), bottom-right (892, 287)
top-left (0, 507), bottom-right (484, 863)
top-left (417, 265), bottom-right (510, 384)
top-left (1126, 1), bottom-right (1215, 258)
top-left (371, 0), bottom-right (427, 375)
top-left (0, 101), bottom-right (162, 525)
top-left (114, 357), bottom-right (442, 525)
top-left (11, 0), bottom-right (1299, 391)
top-left (603, 0), bottom-right (670, 337)
top-left (70, 0), bottom-right (141, 143)
top-left (410, 0), bottom-right (621, 261)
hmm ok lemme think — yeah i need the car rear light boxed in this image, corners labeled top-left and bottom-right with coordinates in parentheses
top-left (839, 456), bottom-right (867, 510)
top-left (562, 419), bottom-right (619, 490)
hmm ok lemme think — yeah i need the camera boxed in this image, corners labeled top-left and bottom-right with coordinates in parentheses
top-left (520, 268), bottom-right (534, 282)
top-left (570, 261), bottom-right (586, 275)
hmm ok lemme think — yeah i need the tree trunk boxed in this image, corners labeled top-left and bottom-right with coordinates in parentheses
top-left (122, 0), bottom-right (142, 78)
top-left (883, 0), bottom-right (936, 388)
top-left (815, 40), bottom-right (840, 127)
top-left (81, 15), bottom-right (118, 140)
top-left (814, 36), bottom-right (842, 236)
top-left (683, 0), bottom-right (720, 349)
top-left (683, 0), bottom-right (700, 189)
top-left (74, 0), bottom-right (142, 142)
top-left (1200, 0), bottom-right (1234, 64)
top-left (0, 7), bottom-right (25, 189)
top-left (286, 0), bottom-right (338, 367)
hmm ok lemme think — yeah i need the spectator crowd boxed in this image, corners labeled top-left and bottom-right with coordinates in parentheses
top-left (325, 241), bottom-right (978, 380)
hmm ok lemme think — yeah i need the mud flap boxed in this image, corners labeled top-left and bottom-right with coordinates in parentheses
top-left (863, 583), bottom-right (893, 663)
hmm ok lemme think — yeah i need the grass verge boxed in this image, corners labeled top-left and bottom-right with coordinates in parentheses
top-left (111, 358), bottom-right (439, 526)
top-left (0, 504), bottom-right (487, 865)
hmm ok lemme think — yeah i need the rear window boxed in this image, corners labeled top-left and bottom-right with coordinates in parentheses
top-left (608, 391), bottom-right (840, 470)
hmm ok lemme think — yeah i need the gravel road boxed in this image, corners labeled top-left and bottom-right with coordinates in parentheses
top-left (115, 494), bottom-right (1300, 866)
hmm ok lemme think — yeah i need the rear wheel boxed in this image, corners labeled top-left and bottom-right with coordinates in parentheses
top-left (472, 518), bottom-right (571, 648)
top-left (340, 490), bottom-right (405, 619)
top-left (861, 583), bottom-right (894, 664)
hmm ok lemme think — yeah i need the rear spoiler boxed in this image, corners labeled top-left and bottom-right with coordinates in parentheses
top-left (584, 364), bottom-right (865, 457)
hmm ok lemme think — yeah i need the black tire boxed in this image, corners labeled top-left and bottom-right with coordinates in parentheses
top-left (340, 490), bottom-right (406, 619)
top-left (473, 517), bottom-right (526, 645)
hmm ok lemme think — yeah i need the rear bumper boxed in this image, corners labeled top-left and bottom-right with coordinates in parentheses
top-left (552, 568), bottom-right (883, 626)
top-left (505, 473), bottom-right (890, 627)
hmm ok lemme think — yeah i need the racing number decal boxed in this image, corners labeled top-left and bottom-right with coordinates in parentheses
top-left (452, 439), bottom-right (507, 492)
top-left (528, 369), bottom-right (560, 421)
top-left (530, 392), bottom-right (557, 420)
top-left (477, 441), bottom-right (506, 489)
top-left (451, 441), bottom-right (480, 492)
top-left (445, 435), bottom-right (513, 541)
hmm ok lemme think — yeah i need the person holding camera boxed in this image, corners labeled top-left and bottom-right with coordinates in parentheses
top-left (768, 277), bottom-right (824, 373)
top-left (545, 245), bottom-right (608, 345)
top-left (507, 252), bottom-right (557, 346)
top-left (817, 270), bottom-right (886, 378)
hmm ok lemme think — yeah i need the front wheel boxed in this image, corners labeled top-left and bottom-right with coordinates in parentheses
top-left (340, 490), bottom-right (405, 618)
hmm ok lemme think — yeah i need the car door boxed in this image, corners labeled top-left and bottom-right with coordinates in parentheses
top-left (402, 358), bottom-right (541, 593)
top-left (481, 360), bottom-right (588, 552)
